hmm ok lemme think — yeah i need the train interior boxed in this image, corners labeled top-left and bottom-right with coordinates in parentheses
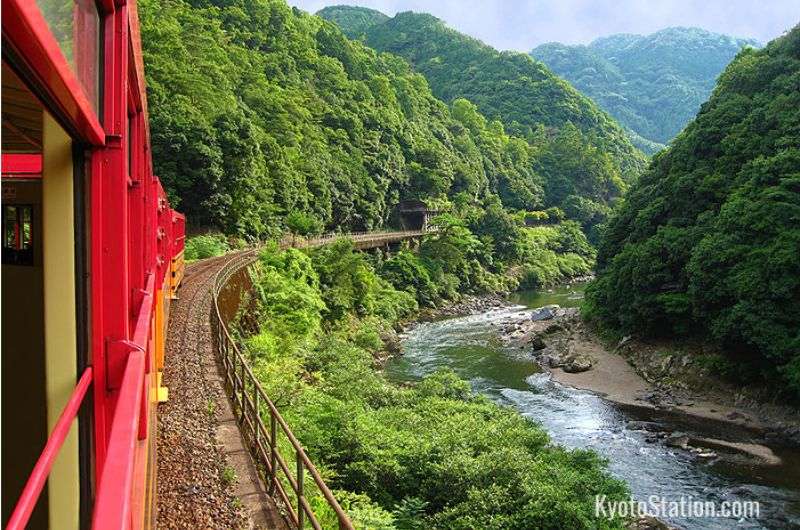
top-left (2, 61), bottom-right (88, 529)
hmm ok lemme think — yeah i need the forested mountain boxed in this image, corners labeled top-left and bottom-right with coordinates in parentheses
top-left (141, 0), bottom-right (638, 244)
top-left (586, 26), bottom-right (800, 396)
top-left (532, 28), bottom-right (759, 153)
top-left (316, 5), bottom-right (388, 39)
top-left (139, 0), bottom-right (550, 237)
top-left (319, 9), bottom-right (647, 187)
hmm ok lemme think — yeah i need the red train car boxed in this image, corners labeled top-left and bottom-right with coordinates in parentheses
top-left (1, 1), bottom-right (184, 528)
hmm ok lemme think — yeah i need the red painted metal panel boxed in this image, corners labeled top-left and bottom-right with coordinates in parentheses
top-left (102, 5), bottom-right (132, 393)
top-left (1, 0), bottom-right (104, 145)
top-left (90, 150), bottom-right (110, 476)
top-left (172, 211), bottom-right (186, 256)
top-left (127, 0), bottom-right (152, 163)
top-left (92, 350), bottom-right (145, 530)
top-left (128, 108), bottom-right (145, 328)
top-left (1, 154), bottom-right (42, 175)
top-left (132, 275), bottom-right (156, 442)
top-left (6, 368), bottom-right (93, 530)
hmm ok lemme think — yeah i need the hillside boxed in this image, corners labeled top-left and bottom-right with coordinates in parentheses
top-left (139, 0), bottom-right (548, 237)
top-left (586, 26), bottom-right (800, 396)
top-left (532, 27), bottom-right (759, 153)
top-left (319, 9), bottom-right (647, 186)
top-left (316, 5), bottom-right (388, 39)
top-left (141, 0), bottom-right (634, 244)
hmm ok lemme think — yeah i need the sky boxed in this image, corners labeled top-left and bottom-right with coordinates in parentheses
top-left (287, 0), bottom-right (800, 51)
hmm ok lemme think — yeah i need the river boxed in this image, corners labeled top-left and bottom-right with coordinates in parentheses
top-left (385, 284), bottom-right (800, 529)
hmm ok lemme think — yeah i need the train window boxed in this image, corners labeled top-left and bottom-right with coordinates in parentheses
top-left (36, 0), bottom-right (102, 113)
top-left (2, 204), bottom-right (34, 266)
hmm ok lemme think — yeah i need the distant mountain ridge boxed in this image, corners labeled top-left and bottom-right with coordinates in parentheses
top-left (532, 27), bottom-right (760, 152)
top-left (319, 7), bottom-right (647, 185)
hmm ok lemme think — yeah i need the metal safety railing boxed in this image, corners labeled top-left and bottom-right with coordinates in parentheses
top-left (6, 367), bottom-right (93, 530)
top-left (211, 250), bottom-right (355, 530)
top-left (92, 272), bottom-right (157, 529)
top-left (281, 229), bottom-right (427, 249)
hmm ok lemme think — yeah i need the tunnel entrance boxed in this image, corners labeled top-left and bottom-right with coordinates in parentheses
top-left (397, 200), bottom-right (439, 231)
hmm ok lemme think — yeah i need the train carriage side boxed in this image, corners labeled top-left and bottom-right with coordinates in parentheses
top-left (1, 1), bottom-right (184, 528)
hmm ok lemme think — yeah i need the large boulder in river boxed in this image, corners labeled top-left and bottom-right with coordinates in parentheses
top-left (544, 323), bottom-right (565, 334)
top-left (562, 354), bottom-right (593, 373)
top-left (665, 432), bottom-right (690, 449)
top-left (539, 353), bottom-right (563, 368)
top-left (531, 304), bottom-right (559, 321)
top-left (626, 421), bottom-right (662, 432)
top-left (530, 334), bottom-right (546, 350)
top-left (381, 330), bottom-right (402, 355)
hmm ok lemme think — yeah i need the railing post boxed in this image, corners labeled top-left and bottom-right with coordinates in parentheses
top-left (253, 387), bottom-right (260, 450)
top-left (221, 332), bottom-right (227, 371)
top-left (297, 451), bottom-right (305, 529)
top-left (232, 352), bottom-right (239, 419)
top-left (269, 413), bottom-right (277, 495)
top-left (220, 335), bottom-right (227, 387)
top-left (240, 357), bottom-right (246, 422)
top-left (224, 334), bottom-right (231, 376)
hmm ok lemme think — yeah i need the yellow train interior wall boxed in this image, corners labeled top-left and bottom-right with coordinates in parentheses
top-left (42, 111), bottom-right (80, 530)
top-left (1, 180), bottom-right (48, 528)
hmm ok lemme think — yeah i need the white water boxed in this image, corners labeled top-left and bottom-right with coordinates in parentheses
top-left (387, 303), bottom-right (800, 529)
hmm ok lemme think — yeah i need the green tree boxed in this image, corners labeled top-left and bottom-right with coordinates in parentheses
top-left (286, 210), bottom-right (323, 239)
top-left (587, 26), bottom-right (800, 396)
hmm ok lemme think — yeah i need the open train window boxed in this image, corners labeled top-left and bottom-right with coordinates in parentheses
top-left (2, 204), bottom-right (34, 266)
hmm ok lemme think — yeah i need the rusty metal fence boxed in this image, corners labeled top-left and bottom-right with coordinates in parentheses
top-left (211, 250), bottom-right (355, 530)
top-left (281, 229), bottom-right (427, 249)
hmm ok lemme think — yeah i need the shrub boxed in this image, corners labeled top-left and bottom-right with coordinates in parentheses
top-left (240, 241), bottom-right (627, 529)
top-left (286, 210), bottom-right (323, 237)
top-left (184, 233), bottom-right (229, 260)
top-left (380, 251), bottom-right (439, 306)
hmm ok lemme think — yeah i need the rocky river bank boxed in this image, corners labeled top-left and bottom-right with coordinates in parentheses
top-left (389, 285), bottom-right (800, 455)
top-left (491, 299), bottom-right (800, 457)
top-left (386, 289), bottom-right (800, 528)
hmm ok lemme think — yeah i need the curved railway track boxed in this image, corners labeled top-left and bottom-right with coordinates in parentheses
top-left (157, 252), bottom-right (281, 529)
top-left (158, 232), bottom-right (426, 528)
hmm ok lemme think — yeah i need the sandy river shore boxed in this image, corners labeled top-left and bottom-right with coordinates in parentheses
top-left (493, 302), bottom-right (800, 458)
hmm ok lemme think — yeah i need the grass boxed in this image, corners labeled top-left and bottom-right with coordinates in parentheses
top-left (221, 466), bottom-right (237, 486)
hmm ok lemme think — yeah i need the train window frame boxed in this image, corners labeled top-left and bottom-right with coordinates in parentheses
top-left (35, 0), bottom-right (103, 114)
top-left (2, 203), bottom-right (35, 266)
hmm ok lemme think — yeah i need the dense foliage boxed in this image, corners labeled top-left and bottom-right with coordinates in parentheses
top-left (320, 9), bottom-right (646, 183)
top-left (532, 27), bottom-right (759, 153)
top-left (183, 233), bottom-right (230, 261)
top-left (316, 5), bottom-right (388, 39)
top-left (318, 8), bottom-right (647, 235)
top-left (586, 27), bottom-right (800, 396)
top-left (241, 239), bottom-right (626, 529)
top-left (140, 0), bottom-right (573, 238)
